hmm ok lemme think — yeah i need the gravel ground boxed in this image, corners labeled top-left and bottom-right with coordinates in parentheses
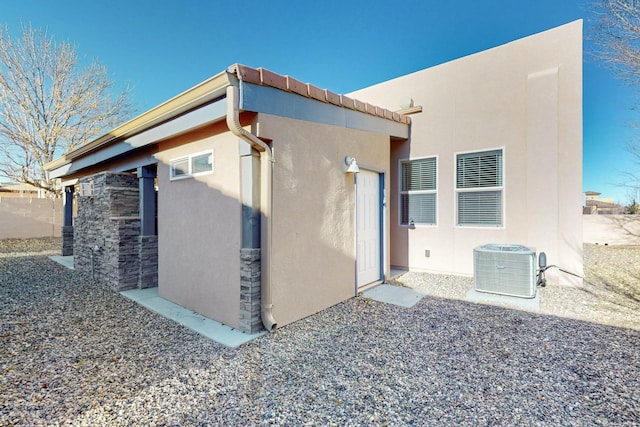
top-left (1, 239), bottom-right (639, 426)
top-left (393, 244), bottom-right (640, 331)
top-left (0, 237), bottom-right (61, 257)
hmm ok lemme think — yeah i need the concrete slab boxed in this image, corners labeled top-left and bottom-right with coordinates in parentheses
top-left (362, 284), bottom-right (427, 308)
top-left (49, 255), bottom-right (74, 270)
top-left (465, 289), bottom-right (540, 312)
top-left (390, 268), bottom-right (408, 279)
top-left (120, 287), bottom-right (265, 348)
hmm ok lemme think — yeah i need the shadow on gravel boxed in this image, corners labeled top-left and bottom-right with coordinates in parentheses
top-left (582, 244), bottom-right (640, 310)
top-left (582, 276), bottom-right (640, 307)
top-left (2, 253), bottom-right (640, 426)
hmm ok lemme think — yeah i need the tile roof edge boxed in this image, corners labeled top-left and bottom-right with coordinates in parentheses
top-left (228, 63), bottom-right (410, 125)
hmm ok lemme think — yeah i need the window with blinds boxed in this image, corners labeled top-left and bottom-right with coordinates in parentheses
top-left (456, 149), bottom-right (503, 226)
top-left (400, 157), bottom-right (437, 225)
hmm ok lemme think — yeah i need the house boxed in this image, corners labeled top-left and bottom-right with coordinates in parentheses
top-left (583, 191), bottom-right (623, 215)
top-left (45, 20), bottom-right (583, 334)
top-left (350, 20), bottom-right (583, 288)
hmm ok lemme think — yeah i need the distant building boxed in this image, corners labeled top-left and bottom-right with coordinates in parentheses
top-left (0, 182), bottom-right (46, 198)
top-left (583, 191), bottom-right (623, 215)
top-left (45, 21), bottom-right (584, 333)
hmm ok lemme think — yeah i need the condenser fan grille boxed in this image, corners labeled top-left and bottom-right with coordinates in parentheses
top-left (474, 244), bottom-right (536, 298)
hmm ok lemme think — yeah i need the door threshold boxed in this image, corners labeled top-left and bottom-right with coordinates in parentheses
top-left (358, 280), bottom-right (384, 293)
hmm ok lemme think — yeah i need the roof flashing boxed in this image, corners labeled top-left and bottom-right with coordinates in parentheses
top-left (228, 63), bottom-right (410, 125)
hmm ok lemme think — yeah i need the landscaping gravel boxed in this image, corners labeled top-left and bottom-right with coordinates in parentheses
top-left (393, 244), bottom-right (640, 331)
top-left (1, 239), bottom-right (639, 426)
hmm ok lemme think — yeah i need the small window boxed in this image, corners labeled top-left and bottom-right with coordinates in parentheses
top-left (456, 149), bottom-right (503, 226)
top-left (191, 152), bottom-right (213, 174)
top-left (400, 157), bottom-right (437, 226)
top-left (170, 150), bottom-right (214, 180)
top-left (170, 157), bottom-right (189, 179)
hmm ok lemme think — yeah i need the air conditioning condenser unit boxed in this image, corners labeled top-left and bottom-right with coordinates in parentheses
top-left (473, 244), bottom-right (536, 298)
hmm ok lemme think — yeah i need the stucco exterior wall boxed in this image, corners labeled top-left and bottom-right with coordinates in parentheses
top-left (349, 21), bottom-right (583, 285)
top-left (156, 130), bottom-right (243, 328)
top-left (256, 113), bottom-right (390, 327)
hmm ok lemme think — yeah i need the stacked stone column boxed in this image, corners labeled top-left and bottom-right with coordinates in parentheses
top-left (240, 248), bottom-right (262, 334)
top-left (74, 172), bottom-right (157, 291)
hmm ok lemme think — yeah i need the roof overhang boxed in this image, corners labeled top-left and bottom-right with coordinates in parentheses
top-left (240, 81), bottom-right (409, 139)
top-left (45, 71), bottom-right (235, 178)
top-left (45, 64), bottom-right (411, 180)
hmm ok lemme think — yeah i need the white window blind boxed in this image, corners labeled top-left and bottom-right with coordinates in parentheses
top-left (400, 157), bottom-right (437, 225)
top-left (456, 149), bottom-right (503, 226)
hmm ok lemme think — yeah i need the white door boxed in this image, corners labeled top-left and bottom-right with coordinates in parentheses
top-left (356, 170), bottom-right (381, 287)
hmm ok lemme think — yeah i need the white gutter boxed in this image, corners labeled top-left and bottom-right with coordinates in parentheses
top-left (226, 83), bottom-right (278, 332)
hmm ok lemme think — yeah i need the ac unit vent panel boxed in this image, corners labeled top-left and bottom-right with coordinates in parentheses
top-left (474, 244), bottom-right (536, 298)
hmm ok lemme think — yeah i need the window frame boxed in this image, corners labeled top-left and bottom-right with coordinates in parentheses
top-left (398, 155), bottom-right (438, 227)
top-left (454, 148), bottom-right (505, 228)
top-left (170, 149), bottom-right (214, 181)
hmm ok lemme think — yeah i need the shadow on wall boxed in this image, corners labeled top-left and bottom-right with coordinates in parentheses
top-left (0, 197), bottom-right (63, 239)
top-left (583, 215), bottom-right (640, 245)
top-left (388, 139), bottom-right (409, 270)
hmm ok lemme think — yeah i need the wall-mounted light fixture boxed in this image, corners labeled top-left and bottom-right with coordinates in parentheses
top-left (344, 156), bottom-right (360, 173)
top-left (399, 97), bottom-right (414, 110)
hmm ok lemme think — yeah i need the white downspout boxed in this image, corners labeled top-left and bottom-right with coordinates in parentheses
top-left (226, 84), bottom-right (277, 332)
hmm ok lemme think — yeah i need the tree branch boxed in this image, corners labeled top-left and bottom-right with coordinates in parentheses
top-left (0, 24), bottom-right (135, 194)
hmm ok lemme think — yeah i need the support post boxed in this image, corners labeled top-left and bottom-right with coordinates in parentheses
top-left (239, 140), bottom-right (263, 333)
top-left (63, 186), bottom-right (73, 227)
top-left (61, 185), bottom-right (74, 256)
top-left (138, 165), bottom-right (157, 236)
top-left (137, 165), bottom-right (158, 289)
top-left (240, 143), bottom-right (261, 248)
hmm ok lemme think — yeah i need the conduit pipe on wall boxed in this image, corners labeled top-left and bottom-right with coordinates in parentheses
top-left (226, 83), bottom-right (278, 332)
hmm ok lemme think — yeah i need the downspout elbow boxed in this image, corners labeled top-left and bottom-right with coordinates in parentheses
top-left (226, 85), bottom-right (270, 155)
top-left (226, 84), bottom-right (277, 333)
top-left (261, 304), bottom-right (277, 332)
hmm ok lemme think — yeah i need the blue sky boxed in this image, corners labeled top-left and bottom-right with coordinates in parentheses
top-left (2, 0), bottom-right (638, 204)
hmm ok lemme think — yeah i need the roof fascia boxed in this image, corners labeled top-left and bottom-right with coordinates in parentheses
top-left (240, 81), bottom-right (409, 139)
top-left (45, 71), bottom-right (233, 172)
top-left (48, 98), bottom-right (228, 179)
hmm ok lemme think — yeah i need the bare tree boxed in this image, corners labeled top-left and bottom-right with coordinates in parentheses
top-left (621, 143), bottom-right (640, 207)
top-left (624, 187), bottom-right (640, 212)
top-left (591, 1), bottom-right (640, 204)
top-left (0, 24), bottom-right (134, 194)
top-left (591, 0), bottom-right (640, 85)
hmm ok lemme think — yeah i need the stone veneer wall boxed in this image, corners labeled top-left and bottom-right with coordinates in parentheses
top-left (138, 235), bottom-right (158, 288)
top-left (62, 226), bottom-right (74, 256)
top-left (239, 248), bottom-right (263, 334)
top-left (74, 172), bottom-right (158, 291)
top-left (75, 171), bottom-right (256, 332)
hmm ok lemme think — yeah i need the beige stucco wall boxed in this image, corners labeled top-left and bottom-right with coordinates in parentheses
top-left (256, 113), bottom-right (390, 327)
top-left (156, 130), bottom-right (243, 328)
top-left (350, 21), bottom-right (583, 285)
top-left (0, 197), bottom-right (63, 239)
